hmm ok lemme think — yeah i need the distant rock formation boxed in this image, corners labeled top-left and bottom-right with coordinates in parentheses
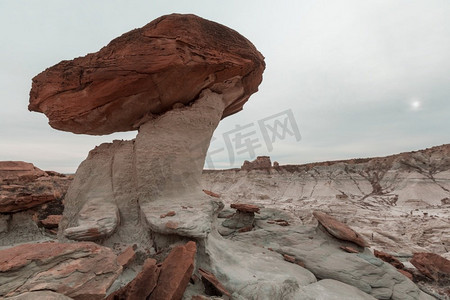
top-left (241, 156), bottom-right (272, 170)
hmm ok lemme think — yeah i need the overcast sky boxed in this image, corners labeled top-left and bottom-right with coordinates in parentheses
top-left (1, 0), bottom-right (449, 173)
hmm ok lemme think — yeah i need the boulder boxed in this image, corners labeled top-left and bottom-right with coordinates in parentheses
top-left (116, 245), bottom-right (136, 268)
top-left (313, 211), bottom-right (368, 247)
top-left (149, 241), bottom-right (197, 300)
top-left (0, 242), bottom-right (122, 299)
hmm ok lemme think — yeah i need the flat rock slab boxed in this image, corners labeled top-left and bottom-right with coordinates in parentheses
top-left (229, 223), bottom-right (434, 300)
top-left (141, 194), bottom-right (221, 238)
top-left (64, 198), bottom-right (119, 241)
top-left (149, 241), bottom-right (197, 300)
top-left (0, 242), bottom-right (122, 300)
top-left (0, 161), bottom-right (46, 181)
top-left (205, 233), bottom-right (317, 300)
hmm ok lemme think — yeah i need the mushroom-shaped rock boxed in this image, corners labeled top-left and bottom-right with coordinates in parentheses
top-left (29, 14), bottom-right (264, 243)
top-left (29, 13), bottom-right (264, 135)
top-left (222, 203), bottom-right (260, 232)
top-left (313, 211), bottom-right (368, 248)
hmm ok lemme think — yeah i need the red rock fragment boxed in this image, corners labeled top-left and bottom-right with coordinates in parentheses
top-left (238, 225), bottom-right (253, 233)
top-left (117, 245), bottom-right (136, 268)
top-left (313, 211), bottom-right (368, 247)
top-left (398, 269), bottom-right (414, 281)
top-left (149, 241), bottom-right (197, 300)
top-left (274, 219), bottom-right (290, 226)
top-left (374, 249), bottom-right (404, 269)
top-left (283, 254), bottom-right (296, 263)
top-left (410, 252), bottom-right (450, 284)
top-left (296, 261), bottom-right (306, 268)
top-left (230, 203), bottom-right (260, 213)
top-left (40, 215), bottom-right (62, 229)
top-left (198, 268), bottom-right (231, 298)
top-left (106, 258), bottom-right (160, 300)
top-left (165, 221), bottom-right (179, 229)
top-left (340, 246), bottom-right (359, 253)
top-left (160, 211), bottom-right (176, 218)
top-left (202, 189), bottom-right (221, 198)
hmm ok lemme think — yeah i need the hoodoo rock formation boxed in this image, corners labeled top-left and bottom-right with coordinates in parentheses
top-left (0, 13), bottom-right (437, 300)
top-left (27, 14), bottom-right (265, 245)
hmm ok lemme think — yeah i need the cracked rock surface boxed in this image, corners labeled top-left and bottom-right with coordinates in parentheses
top-left (0, 242), bottom-right (122, 299)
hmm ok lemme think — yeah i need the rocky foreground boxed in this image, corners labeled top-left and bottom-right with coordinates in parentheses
top-left (0, 144), bottom-right (449, 299)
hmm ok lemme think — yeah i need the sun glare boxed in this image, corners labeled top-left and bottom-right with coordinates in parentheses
top-left (410, 98), bottom-right (422, 111)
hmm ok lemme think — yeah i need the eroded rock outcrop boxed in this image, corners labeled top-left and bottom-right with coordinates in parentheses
top-left (0, 161), bottom-right (70, 213)
top-left (241, 156), bottom-right (272, 171)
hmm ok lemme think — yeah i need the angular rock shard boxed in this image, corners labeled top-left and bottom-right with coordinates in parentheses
top-left (198, 268), bottom-right (231, 298)
top-left (29, 14), bottom-right (265, 135)
top-left (149, 241), bottom-right (197, 300)
top-left (106, 258), bottom-right (160, 300)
